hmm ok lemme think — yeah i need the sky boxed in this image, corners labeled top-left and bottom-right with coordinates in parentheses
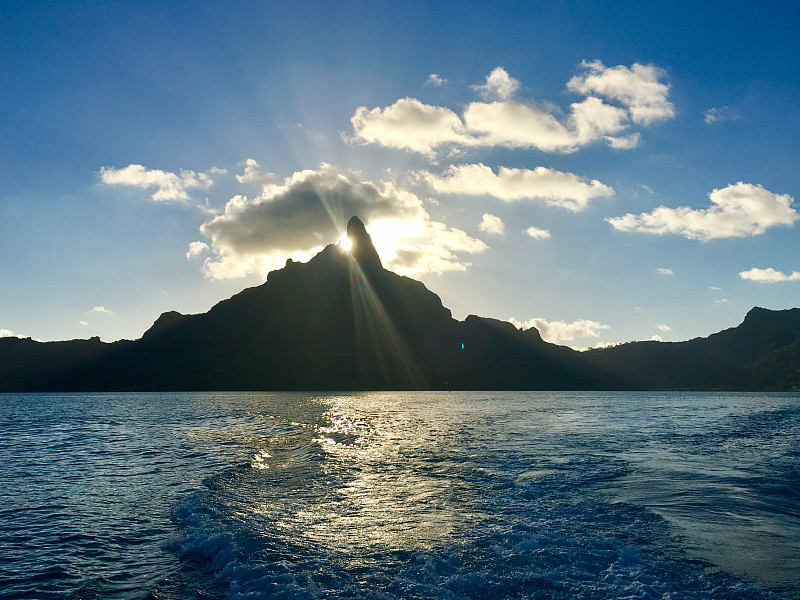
top-left (2, 1), bottom-right (799, 349)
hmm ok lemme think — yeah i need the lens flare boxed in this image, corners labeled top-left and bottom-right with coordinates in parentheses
top-left (346, 253), bottom-right (424, 388)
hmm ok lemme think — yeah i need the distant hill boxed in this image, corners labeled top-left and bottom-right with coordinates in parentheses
top-left (2, 217), bottom-right (799, 392)
top-left (582, 306), bottom-right (800, 391)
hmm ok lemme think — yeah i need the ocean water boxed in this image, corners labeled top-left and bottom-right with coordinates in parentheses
top-left (1, 392), bottom-right (798, 600)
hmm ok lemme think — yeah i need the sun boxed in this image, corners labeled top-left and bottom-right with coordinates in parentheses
top-left (339, 235), bottom-right (352, 252)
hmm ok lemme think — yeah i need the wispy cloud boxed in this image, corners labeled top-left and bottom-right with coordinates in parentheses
top-left (89, 306), bottom-right (111, 314)
top-left (198, 164), bottom-right (486, 279)
top-left (350, 62), bottom-right (673, 156)
top-left (704, 105), bottom-right (740, 124)
top-left (655, 267), bottom-right (674, 275)
top-left (607, 183), bottom-right (798, 240)
top-left (656, 323), bottom-right (672, 331)
top-left (100, 164), bottom-right (215, 202)
top-left (478, 213), bottom-right (505, 235)
top-left (739, 267), bottom-right (800, 283)
top-left (426, 73), bottom-right (447, 86)
top-left (509, 316), bottom-right (610, 343)
top-left (186, 241), bottom-right (209, 260)
top-left (420, 163), bottom-right (614, 212)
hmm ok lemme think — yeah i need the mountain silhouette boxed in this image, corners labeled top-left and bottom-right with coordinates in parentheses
top-left (2, 217), bottom-right (799, 391)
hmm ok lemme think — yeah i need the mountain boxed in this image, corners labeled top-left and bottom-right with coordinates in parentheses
top-left (2, 217), bottom-right (799, 392)
top-left (582, 306), bottom-right (800, 391)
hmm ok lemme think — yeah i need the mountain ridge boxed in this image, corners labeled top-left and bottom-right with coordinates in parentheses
top-left (2, 217), bottom-right (799, 392)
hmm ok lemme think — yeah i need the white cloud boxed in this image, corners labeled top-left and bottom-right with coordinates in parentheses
top-left (100, 164), bottom-right (214, 202)
top-left (606, 132), bottom-right (641, 150)
top-left (656, 323), bottom-right (672, 332)
top-left (704, 106), bottom-right (740, 124)
top-left (592, 340), bottom-right (617, 349)
top-left (509, 316), bottom-right (610, 343)
top-left (710, 286), bottom-right (722, 291)
top-left (90, 306), bottom-right (111, 314)
top-left (567, 60), bottom-right (675, 125)
top-left (739, 267), bottom-right (800, 283)
top-left (0, 327), bottom-right (17, 338)
top-left (186, 241), bottom-right (209, 260)
top-left (472, 67), bottom-right (520, 101)
top-left (461, 96), bottom-right (628, 153)
top-left (656, 267), bottom-right (674, 275)
top-left (350, 98), bottom-right (471, 155)
top-left (375, 219), bottom-right (488, 276)
top-left (478, 213), bottom-right (505, 235)
top-left (236, 158), bottom-right (280, 188)
top-left (650, 335), bottom-right (664, 342)
top-left (567, 96), bottom-right (631, 147)
top-left (421, 163), bottom-right (614, 212)
top-left (351, 62), bottom-right (672, 156)
top-left (426, 73), bottom-right (447, 86)
top-left (525, 226), bottom-right (551, 240)
top-left (607, 183), bottom-right (799, 240)
top-left (198, 164), bottom-right (486, 279)
top-left (79, 321), bottom-right (89, 326)
top-left (715, 298), bottom-right (729, 303)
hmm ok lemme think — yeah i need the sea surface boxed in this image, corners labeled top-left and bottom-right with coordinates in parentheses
top-left (1, 391), bottom-right (799, 600)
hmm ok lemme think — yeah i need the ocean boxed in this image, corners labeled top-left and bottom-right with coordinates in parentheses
top-left (1, 391), bottom-right (798, 600)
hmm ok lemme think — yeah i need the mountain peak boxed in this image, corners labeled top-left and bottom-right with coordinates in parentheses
top-left (347, 216), bottom-right (382, 271)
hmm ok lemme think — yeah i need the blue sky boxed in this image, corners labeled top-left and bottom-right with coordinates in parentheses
top-left (2, 1), bottom-right (799, 348)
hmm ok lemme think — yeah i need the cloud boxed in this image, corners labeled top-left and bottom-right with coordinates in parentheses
top-left (460, 95), bottom-right (629, 153)
top-left (739, 267), bottom-right (800, 283)
top-left (509, 316), bottom-right (610, 343)
top-left (607, 183), bottom-right (798, 240)
top-left (655, 267), bottom-right (674, 275)
top-left (567, 60), bottom-right (675, 125)
top-left (426, 73), bottom-right (447, 86)
top-left (90, 306), bottom-right (111, 314)
top-left (704, 106), bottom-right (740, 124)
top-left (236, 158), bottom-right (281, 188)
top-left (525, 226), bottom-right (551, 240)
top-left (351, 62), bottom-right (672, 156)
top-left (198, 164), bottom-right (486, 279)
top-left (710, 286), bottom-right (722, 291)
top-left (100, 164), bottom-right (214, 202)
top-left (606, 132), bottom-right (641, 150)
top-left (420, 163), bottom-right (614, 211)
top-left (656, 323), bottom-right (672, 332)
top-left (650, 335), bottom-right (663, 342)
top-left (715, 298), bottom-right (729, 303)
top-left (472, 67), bottom-right (520, 101)
top-left (478, 213), bottom-right (505, 235)
top-left (79, 321), bottom-right (89, 326)
top-left (0, 327), bottom-right (17, 338)
top-left (350, 98), bottom-right (471, 155)
top-left (186, 241), bottom-right (209, 260)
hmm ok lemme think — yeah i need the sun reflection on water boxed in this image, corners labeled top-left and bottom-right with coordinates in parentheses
top-left (243, 394), bottom-right (476, 554)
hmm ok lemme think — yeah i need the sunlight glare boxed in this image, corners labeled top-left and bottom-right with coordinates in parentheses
top-left (362, 218), bottom-right (425, 266)
top-left (339, 235), bottom-right (352, 252)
